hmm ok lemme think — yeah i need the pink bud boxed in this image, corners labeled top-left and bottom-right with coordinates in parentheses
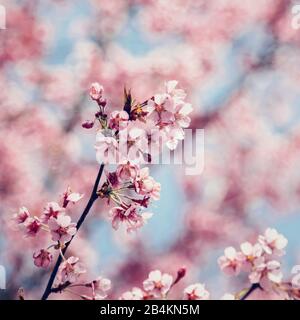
top-left (82, 120), bottom-right (94, 129)
top-left (173, 267), bottom-right (186, 285)
top-left (177, 267), bottom-right (186, 279)
top-left (98, 98), bottom-right (107, 107)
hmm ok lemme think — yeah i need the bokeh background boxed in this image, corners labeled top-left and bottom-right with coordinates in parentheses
top-left (1, 0), bottom-right (300, 299)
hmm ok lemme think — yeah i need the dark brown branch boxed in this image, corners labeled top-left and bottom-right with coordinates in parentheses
top-left (240, 283), bottom-right (260, 300)
top-left (41, 163), bottom-right (105, 300)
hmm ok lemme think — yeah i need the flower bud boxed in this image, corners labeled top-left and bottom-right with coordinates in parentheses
top-left (82, 120), bottom-right (94, 129)
top-left (98, 98), bottom-right (107, 108)
top-left (173, 266), bottom-right (186, 285)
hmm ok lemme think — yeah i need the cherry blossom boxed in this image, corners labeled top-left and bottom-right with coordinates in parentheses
top-left (92, 277), bottom-right (111, 297)
top-left (116, 162), bottom-right (138, 181)
top-left (33, 249), bottom-right (53, 268)
top-left (24, 217), bottom-right (41, 238)
top-left (134, 167), bottom-right (161, 200)
top-left (249, 258), bottom-right (283, 290)
top-left (66, 192), bottom-right (84, 204)
top-left (218, 228), bottom-right (289, 296)
top-left (42, 202), bottom-right (65, 222)
top-left (183, 283), bottom-right (210, 300)
top-left (240, 242), bottom-right (263, 272)
top-left (56, 256), bottom-right (86, 285)
top-left (62, 187), bottom-right (84, 208)
top-left (89, 82), bottom-right (104, 101)
top-left (218, 247), bottom-right (244, 276)
top-left (48, 215), bottom-right (77, 244)
top-left (95, 131), bottom-right (119, 164)
top-left (145, 80), bottom-right (192, 150)
top-left (13, 207), bottom-right (30, 224)
top-left (143, 270), bottom-right (173, 298)
top-left (119, 287), bottom-right (145, 300)
top-left (258, 228), bottom-right (288, 256)
top-left (119, 124), bottom-right (149, 163)
top-left (84, 277), bottom-right (112, 300)
top-left (109, 111), bottom-right (129, 131)
top-left (109, 204), bottom-right (152, 232)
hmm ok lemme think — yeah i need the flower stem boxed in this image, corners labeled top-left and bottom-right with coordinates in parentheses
top-left (41, 163), bottom-right (105, 300)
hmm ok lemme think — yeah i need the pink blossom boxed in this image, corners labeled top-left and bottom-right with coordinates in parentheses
top-left (143, 270), bottom-right (173, 298)
top-left (89, 82), bottom-right (104, 101)
top-left (119, 124), bottom-right (148, 163)
top-left (13, 207), bottom-right (30, 224)
top-left (116, 162), bottom-right (138, 181)
top-left (240, 242), bottom-right (263, 272)
top-left (57, 256), bottom-right (86, 284)
top-left (218, 247), bottom-right (244, 276)
top-left (146, 94), bottom-right (174, 126)
top-left (48, 215), bottom-right (77, 244)
top-left (134, 167), bottom-right (161, 200)
top-left (134, 121), bottom-right (166, 159)
top-left (249, 258), bottom-right (283, 290)
top-left (106, 171), bottom-right (119, 188)
top-left (109, 204), bottom-right (152, 232)
top-left (173, 102), bottom-right (193, 128)
top-left (24, 217), bottom-right (41, 237)
top-left (145, 80), bottom-right (191, 138)
top-left (90, 277), bottom-right (111, 299)
top-left (95, 131), bottom-right (119, 164)
top-left (66, 192), bottom-right (84, 204)
top-left (109, 111), bottom-right (129, 130)
top-left (258, 228), bottom-right (288, 256)
top-left (119, 287), bottom-right (145, 300)
top-left (42, 202), bottom-right (65, 222)
top-left (165, 80), bottom-right (187, 100)
top-left (62, 187), bottom-right (84, 207)
top-left (183, 283), bottom-right (210, 300)
top-left (33, 249), bottom-right (52, 268)
top-left (164, 125), bottom-right (185, 150)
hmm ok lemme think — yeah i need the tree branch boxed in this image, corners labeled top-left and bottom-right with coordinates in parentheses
top-left (41, 163), bottom-right (105, 300)
top-left (240, 283), bottom-right (260, 300)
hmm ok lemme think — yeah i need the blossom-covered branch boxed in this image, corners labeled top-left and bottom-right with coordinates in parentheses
top-left (13, 80), bottom-right (193, 300)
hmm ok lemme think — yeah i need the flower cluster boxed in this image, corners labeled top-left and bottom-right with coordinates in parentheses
top-left (119, 269), bottom-right (174, 300)
top-left (83, 81), bottom-right (192, 232)
top-left (13, 187), bottom-right (112, 297)
top-left (118, 228), bottom-right (298, 300)
top-left (87, 80), bottom-right (192, 165)
top-left (13, 187), bottom-right (83, 269)
top-left (119, 268), bottom-right (209, 300)
top-left (218, 228), bottom-right (288, 290)
top-left (81, 277), bottom-right (112, 300)
top-left (97, 165), bottom-right (159, 232)
top-left (55, 260), bottom-right (112, 300)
